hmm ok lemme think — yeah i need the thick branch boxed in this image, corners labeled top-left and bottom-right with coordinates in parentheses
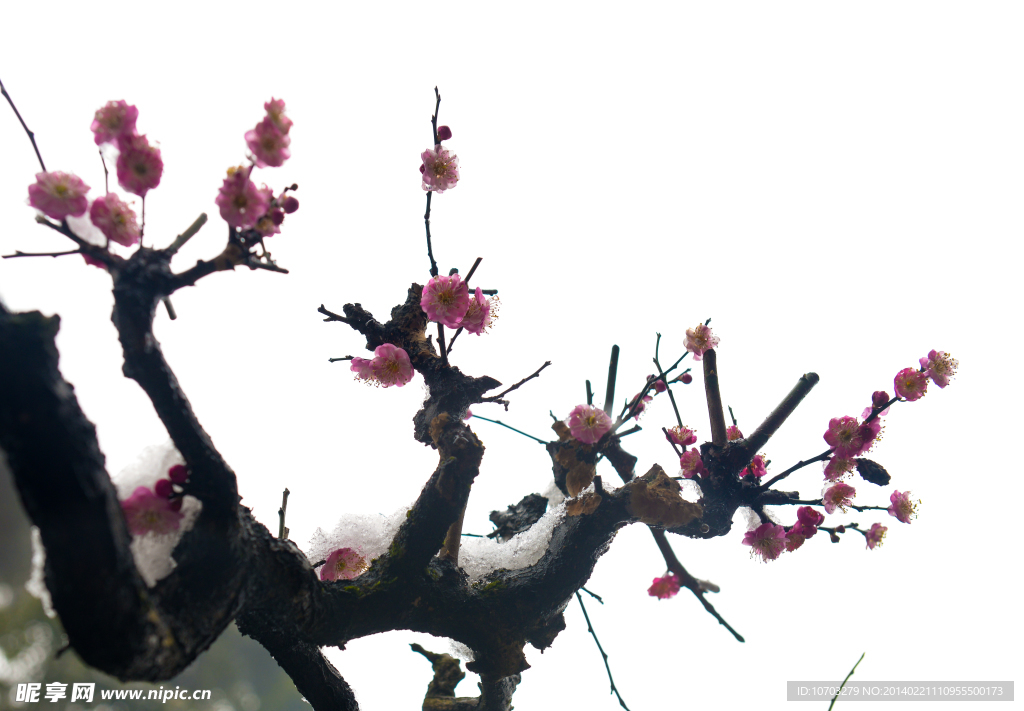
top-left (256, 639), bottom-right (359, 711)
top-left (741, 372), bottom-right (819, 456)
top-left (703, 349), bottom-right (728, 446)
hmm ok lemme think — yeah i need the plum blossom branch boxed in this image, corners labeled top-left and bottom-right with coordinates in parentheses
top-left (758, 450), bottom-right (831, 492)
top-left (829, 653), bottom-right (865, 711)
top-left (654, 332), bottom-right (683, 427)
top-left (317, 304), bottom-right (352, 324)
top-left (166, 213), bottom-right (209, 256)
top-left (2, 248), bottom-right (82, 260)
top-left (575, 591), bottom-right (631, 711)
top-left (703, 349), bottom-right (728, 446)
top-left (1, 76), bottom-right (46, 171)
top-left (603, 345), bottom-right (620, 415)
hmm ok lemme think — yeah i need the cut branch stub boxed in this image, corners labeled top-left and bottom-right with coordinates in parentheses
top-left (625, 464), bottom-right (702, 528)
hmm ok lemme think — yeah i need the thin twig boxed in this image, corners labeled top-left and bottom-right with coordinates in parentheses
top-left (318, 304), bottom-right (352, 324)
top-left (99, 149), bottom-right (109, 194)
top-left (446, 326), bottom-right (465, 354)
top-left (329, 356), bottom-right (354, 363)
top-left (828, 653), bottom-right (865, 711)
top-left (464, 256), bottom-right (482, 284)
top-left (662, 427), bottom-right (683, 458)
top-left (654, 333), bottom-right (683, 428)
top-left (1, 76), bottom-right (46, 171)
top-left (586, 380), bottom-right (594, 406)
top-left (166, 213), bottom-right (208, 256)
top-left (437, 323), bottom-right (448, 364)
top-left (471, 414), bottom-right (548, 444)
top-left (728, 406), bottom-right (737, 427)
top-left (580, 587), bottom-right (604, 604)
top-left (423, 191), bottom-right (438, 277)
top-left (758, 449), bottom-right (831, 491)
top-left (2, 249), bottom-right (81, 260)
top-left (484, 361), bottom-right (552, 403)
top-left (576, 592), bottom-right (630, 711)
top-left (618, 424), bottom-right (641, 437)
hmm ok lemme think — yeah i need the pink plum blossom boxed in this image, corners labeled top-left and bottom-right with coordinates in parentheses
top-left (865, 522), bottom-right (887, 550)
top-left (647, 573), bottom-right (680, 599)
top-left (823, 456), bottom-right (855, 482)
top-left (888, 490), bottom-right (919, 524)
top-left (647, 375), bottom-right (667, 394)
top-left (743, 454), bottom-right (767, 479)
top-left (823, 482), bottom-right (856, 514)
top-left (742, 522), bottom-right (788, 562)
top-left (264, 98), bottom-right (293, 134)
top-left (89, 193), bottom-right (140, 247)
top-left (370, 343), bottom-right (414, 387)
top-left (630, 393), bottom-right (654, 420)
top-left (121, 486), bottom-right (183, 536)
top-left (420, 144), bottom-right (459, 192)
top-left (823, 416), bottom-right (874, 458)
top-left (894, 367), bottom-right (928, 401)
top-left (785, 529), bottom-right (807, 552)
top-left (461, 287), bottom-right (496, 335)
top-left (319, 547), bottom-right (367, 581)
top-left (420, 274), bottom-right (470, 328)
top-left (684, 323), bottom-right (719, 361)
top-left (726, 425), bottom-right (743, 441)
top-left (116, 134), bottom-right (163, 197)
top-left (91, 100), bottom-right (138, 146)
top-left (350, 357), bottom-right (375, 381)
top-left (246, 116), bottom-right (291, 168)
top-left (254, 213), bottom-right (281, 238)
top-left (567, 404), bottom-right (613, 445)
top-left (678, 448), bottom-right (707, 479)
top-left (667, 425), bottom-right (697, 447)
top-left (797, 506), bottom-right (824, 530)
top-left (216, 167), bottom-right (271, 229)
top-left (27, 171), bottom-right (90, 220)
top-left (919, 350), bottom-right (958, 388)
top-left (464, 409), bottom-right (473, 420)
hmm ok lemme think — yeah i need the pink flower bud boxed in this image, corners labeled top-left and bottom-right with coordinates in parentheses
top-left (680, 373), bottom-right (692, 384)
top-left (168, 465), bottom-right (188, 484)
top-left (871, 391), bottom-right (890, 409)
top-left (270, 208), bottom-right (285, 226)
top-left (437, 125), bottom-right (452, 141)
top-left (154, 479), bottom-right (173, 498)
top-left (282, 196), bottom-right (300, 213)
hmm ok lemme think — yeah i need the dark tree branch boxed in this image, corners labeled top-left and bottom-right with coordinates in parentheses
top-left (3, 248), bottom-right (82, 260)
top-left (741, 372), bottom-right (819, 456)
top-left (254, 639), bottom-right (359, 711)
top-left (318, 304), bottom-right (352, 324)
top-left (482, 361), bottom-right (551, 404)
top-left (703, 349), bottom-right (728, 446)
top-left (603, 344), bottom-right (620, 415)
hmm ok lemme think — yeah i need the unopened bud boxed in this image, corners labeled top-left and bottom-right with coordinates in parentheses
top-left (836, 525), bottom-right (846, 533)
top-left (871, 391), bottom-right (890, 409)
top-left (437, 125), bottom-right (452, 141)
top-left (830, 532), bottom-right (840, 543)
top-left (168, 465), bottom-right (188, 484)
top-left (154, 479), bottom-right (173, 498)
top-left (681, 373), bottom-right (693, 384)
top-left (270, 208), bottom-right (285, 226)
top-left (170, 498), bottom-right (183, 512)
top-left (282, 196), bottom-right (300, 214)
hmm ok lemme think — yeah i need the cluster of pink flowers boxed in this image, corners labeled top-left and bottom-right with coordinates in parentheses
top-left (246, 98), bottom-right (292, 168)
top-left (27, 172), bottom-right (90, 221)
top-left (420, 126), bottom-right (459, 192)
top-left (823, 415), bottom-right (881, 459)
top-left (887, 490), bottom-right (919, 524)
top-left (120, 464), bottom-right (189, 536)
top-left (743, 522), bottom-right (788, 562)
top-left (683, 323), bottom-right (719, 361)
top-left (90, 100), bottom-right (163, 197)
top-left (567, 404), bottom-right (613, 445)
top-left (865, 522), bottom-right (888, 550)
top-left (893, 349), bottom-right (957, 402)
top-left (822, 482), bottom-right (856, 514)
top-left (678, 448), bottom-right (707, 479)
top-left (647, 573), bottom-right (681, 599)
top-left (217, 100), bottom-right (299, 232)
top-left (319, 547), bottom-right (368, 582)
top-left (785, 506), bottom-right (825, 552)
top-left (351, 344), bottom-right (414, 388)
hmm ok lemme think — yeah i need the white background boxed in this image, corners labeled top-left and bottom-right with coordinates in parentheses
top-left (1, 3), bottom-right (1021, 709)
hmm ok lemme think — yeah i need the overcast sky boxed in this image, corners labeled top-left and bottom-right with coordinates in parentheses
top-left (1, 2), bottom-right (1021, 709)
